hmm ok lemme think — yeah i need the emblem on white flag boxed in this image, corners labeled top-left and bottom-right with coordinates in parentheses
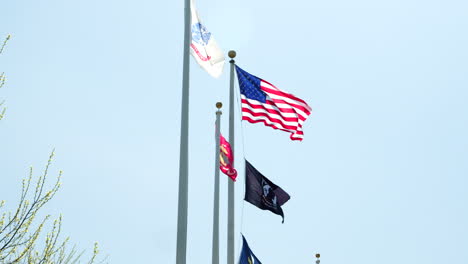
top-left (190, 0), bottom-right (225, 78)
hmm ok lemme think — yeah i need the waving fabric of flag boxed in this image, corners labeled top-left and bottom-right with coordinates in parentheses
top-left (244, 160), bottom-right (290, 223)
top-left (219, 133), bottom-right (237, 181)
top-left (190, 0), bottom-right (225, 78)
top-left (235, 66), bottom-right (312, 141)
top-left (239, 235), bottom-right (262, 264)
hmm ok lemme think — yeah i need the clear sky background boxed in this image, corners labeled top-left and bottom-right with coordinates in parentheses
top-left (1, 0), bottom-right (467, 263)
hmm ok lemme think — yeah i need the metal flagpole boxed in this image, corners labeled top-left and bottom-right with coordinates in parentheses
top-left (176, 0), bottom-right (191, 262)
top-left (212, 102), bottom-right (223, 264)
top-left (227, 50), bottom-right (236, 264)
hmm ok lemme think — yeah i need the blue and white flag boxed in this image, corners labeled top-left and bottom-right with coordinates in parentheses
top-left (239, 235), bottom-right (262, 264)
top-left (190, 0), bottom-right (225, 78)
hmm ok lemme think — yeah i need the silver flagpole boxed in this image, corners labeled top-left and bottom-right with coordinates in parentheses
top-left (176, 0), bottom-right (191, 262)
top-left (227, 50), bottom-right (236, 264)
top-left (212, 102), bottom-right (223, 264)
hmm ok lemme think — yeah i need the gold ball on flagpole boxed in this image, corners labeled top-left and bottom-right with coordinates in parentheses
top-left (228, 50), bottom-right (236, 59)
top-left (216, 102), bottom-right (223, 109)
top-left (315, 253), bottom-right (320, 258)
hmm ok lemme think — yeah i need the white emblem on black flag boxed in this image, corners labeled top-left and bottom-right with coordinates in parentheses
top-left (244, 160), bottom-right (290, 223)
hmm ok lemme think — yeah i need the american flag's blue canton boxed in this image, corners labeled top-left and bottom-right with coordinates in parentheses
top-left (235, 66), bottom-right (267, 103)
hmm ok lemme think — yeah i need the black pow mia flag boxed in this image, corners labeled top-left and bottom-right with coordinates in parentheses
top-left (244, 160), bottom-right (291, 223)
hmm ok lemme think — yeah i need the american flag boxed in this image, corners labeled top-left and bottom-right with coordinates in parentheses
top-left (235, 66), bottom-right (312, 141)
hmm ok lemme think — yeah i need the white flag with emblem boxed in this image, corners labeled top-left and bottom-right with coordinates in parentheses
top-left (190, 0), bottom-right (225, 78)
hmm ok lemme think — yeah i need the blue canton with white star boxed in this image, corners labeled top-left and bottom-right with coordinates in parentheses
top-left (235, 66), bottom-right (267, 103)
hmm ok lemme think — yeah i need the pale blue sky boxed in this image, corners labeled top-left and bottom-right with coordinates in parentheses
top-left (1, 0), bottom-right (467, 263)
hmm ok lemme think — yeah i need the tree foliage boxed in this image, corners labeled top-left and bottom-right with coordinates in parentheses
top-left (0, 152), bottom-right (100, 264)
top-left (0, 34), bottom-right (10, 120)
top-left (1, 35), bottom-right (103, 263)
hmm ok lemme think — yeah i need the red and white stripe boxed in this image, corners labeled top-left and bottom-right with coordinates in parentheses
top-left (241, 80), bottom-right (312, 141)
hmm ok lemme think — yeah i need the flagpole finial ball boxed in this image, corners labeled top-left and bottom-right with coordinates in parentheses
top-left (315, 253), bottom-right (320, 259)
top-left (228, 50), bottom-right (236, 59)
top-left (216, 102), bottom-right (223, 109)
